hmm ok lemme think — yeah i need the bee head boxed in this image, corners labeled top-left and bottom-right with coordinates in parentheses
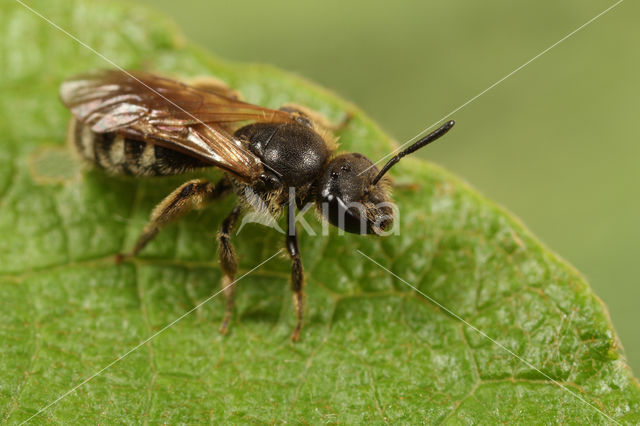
top-left (316, 120), bottom-right (455, 235)
top-left (316, 153), bottom-right (393, 235)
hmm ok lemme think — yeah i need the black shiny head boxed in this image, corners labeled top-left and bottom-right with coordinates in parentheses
top-left (316, 120), bottom-right (455, 235)
top-left (316, 153), bottom-right (393, 235)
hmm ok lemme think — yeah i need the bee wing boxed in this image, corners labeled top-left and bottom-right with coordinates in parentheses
top-left (60, 69), bottom-right (296, 181)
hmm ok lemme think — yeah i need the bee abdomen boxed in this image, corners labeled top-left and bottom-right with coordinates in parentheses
top-left (68, 118), bottom-right (210, 176)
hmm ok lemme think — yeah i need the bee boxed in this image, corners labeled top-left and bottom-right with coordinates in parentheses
top-left (60, 70), bottom-right (455, 341)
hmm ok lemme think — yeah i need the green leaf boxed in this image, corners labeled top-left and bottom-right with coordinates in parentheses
top-left (1, 0), bottom-right (638, 423)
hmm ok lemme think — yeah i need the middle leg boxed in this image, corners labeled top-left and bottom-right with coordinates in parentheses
top-left (286, 200), bottom-right (305, 341)
top-left (218, 204), bottom-right (243, 334)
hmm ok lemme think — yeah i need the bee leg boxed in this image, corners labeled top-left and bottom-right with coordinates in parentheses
top-left (187, 76), bottom-right (242, 100)
top-left (218, 204), bottom-right (243, 335)
top-left (286, 200), bottom-right (305, 342)
top-left (116, 177), bottom-right (231, 262)
top-left (392, 181), bottom-right (419, 191)
top-left (280, 104), bottom-right (352, 133)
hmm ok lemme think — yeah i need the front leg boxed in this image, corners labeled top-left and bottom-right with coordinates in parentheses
top-left (287, 200), bottom-right (305, 341)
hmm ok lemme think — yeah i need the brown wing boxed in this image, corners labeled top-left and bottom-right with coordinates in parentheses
top-left (59, 69), bottom-right (296, 181)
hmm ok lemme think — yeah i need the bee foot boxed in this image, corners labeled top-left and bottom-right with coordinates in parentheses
top-left (290, 326), bottom-right (301, 342)
top-left (219, 315), bottom-right (231, 336)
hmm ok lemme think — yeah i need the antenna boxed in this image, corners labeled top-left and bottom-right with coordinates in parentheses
top-left (371, 120), bottom-right (455, 185)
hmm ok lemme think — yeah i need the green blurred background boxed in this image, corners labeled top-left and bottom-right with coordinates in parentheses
top-left (134, 0), bottom-right (639, 373)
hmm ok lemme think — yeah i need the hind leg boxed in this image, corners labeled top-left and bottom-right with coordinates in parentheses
top-left (218, 204), bottom-right (243, 334)
top-left (188, 76), bottom-right (241, 100)
top-left (280, 104), bottom-right (352, 133)
top-left (117, 177), bottom-right (231, 261)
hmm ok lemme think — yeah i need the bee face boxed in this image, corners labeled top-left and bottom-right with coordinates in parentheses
top-left (317, 153), bottom-right (393, 235)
